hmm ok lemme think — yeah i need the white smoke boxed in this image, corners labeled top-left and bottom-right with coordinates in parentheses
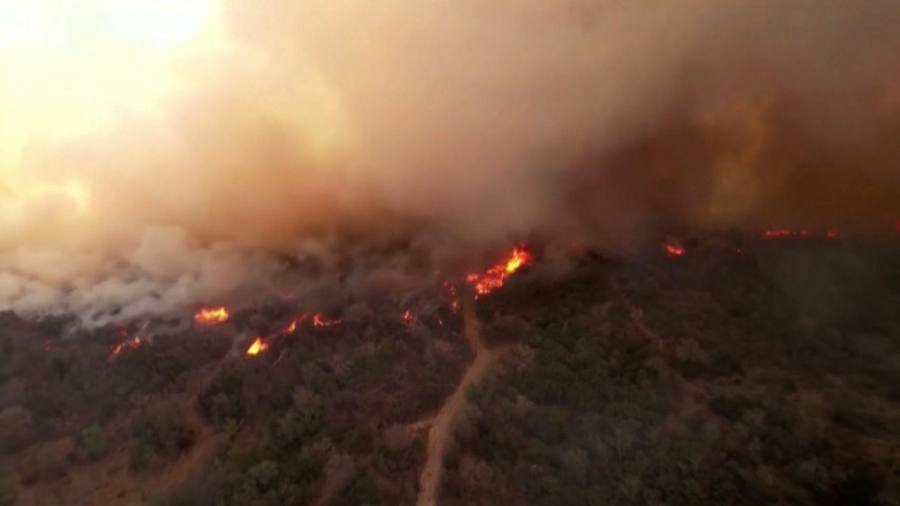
top-left (1, 0), bottom-right (898, 325)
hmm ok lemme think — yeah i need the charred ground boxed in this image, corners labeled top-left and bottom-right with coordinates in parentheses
top-left (0, 234), bottom-right (899, 505)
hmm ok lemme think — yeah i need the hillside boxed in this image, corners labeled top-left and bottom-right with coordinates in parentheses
top-left (0, 236), bottom-right (899, 505)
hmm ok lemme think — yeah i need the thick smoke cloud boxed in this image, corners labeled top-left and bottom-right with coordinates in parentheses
top-left (1, 0), bottom-right (899, 325)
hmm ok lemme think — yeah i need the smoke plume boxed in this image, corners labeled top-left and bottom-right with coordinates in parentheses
top-left (1, 0), bottom-right (899, 325)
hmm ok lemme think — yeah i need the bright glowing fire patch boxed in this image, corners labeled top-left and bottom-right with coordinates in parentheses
top-left (111, 336), bottom-right (141, 356)
top-left (195, 307), bottom-right (229, 325)
top-left (465, 246), bottom-right (532, 298)
top-left (245, 338), bottom-right (268, 357)
top-left (664, 243), bottom-right (685, 257)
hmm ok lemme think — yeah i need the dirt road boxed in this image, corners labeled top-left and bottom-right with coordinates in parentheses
top-left (416, 296), bottom-right (503, 506)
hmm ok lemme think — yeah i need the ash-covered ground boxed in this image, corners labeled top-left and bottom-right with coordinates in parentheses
top-left (0, 232), bottom-right (898, 505)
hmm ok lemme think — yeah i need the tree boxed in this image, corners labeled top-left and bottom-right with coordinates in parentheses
top-left (79, 424), bottom-right (108, 461)
top-left (0, 467), bottom-right (20, 506)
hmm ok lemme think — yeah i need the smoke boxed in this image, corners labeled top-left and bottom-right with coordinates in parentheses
top-left (1, 0), bottom-right (899, 325)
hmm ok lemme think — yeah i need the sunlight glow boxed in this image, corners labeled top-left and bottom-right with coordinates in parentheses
top-left (0, 0), bottom-right (223, 212)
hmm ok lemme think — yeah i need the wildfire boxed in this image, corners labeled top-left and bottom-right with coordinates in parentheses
top-left (245, 338), bottom-right (268, 357)
top-left (280, 313), bottom-right (340, 332)
top-left (313, 314), bottom-right (341, 327)
top-left (111, 337), bottom-right (141, 356)
top-left (194, 307), bottom-right (229, 325)
top-left (242, 312), bottom-right (341, 359)
top-left (465, 246), bottom-right (532, 298)
top-left (443, 281), bottom-right (460, 312)
top-left (664, 243), bottom-right (685, 257)
top-left (765, 229), bottom-right (805, 238)
top-left (764, 229), bottom-right (840, 239)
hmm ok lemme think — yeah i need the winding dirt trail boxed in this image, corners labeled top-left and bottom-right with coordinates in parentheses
top-left (416, 295), bottom-right (503, 506)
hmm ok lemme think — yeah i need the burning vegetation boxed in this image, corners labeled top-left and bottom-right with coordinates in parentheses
top-left (1, 2), bottom-right (900, 504)
top-left (234, 246), bottom-right (532, 358)
top-left (465, 247), bottom-right (532, 298)
top-left (110, 336), bottom-right (141, 356)
top-left (244, 338), bottom-right (268, 357)
top-left (194, 307), bottom-right (230, 325)
top-left (2, 231), bottom-right (900, 506)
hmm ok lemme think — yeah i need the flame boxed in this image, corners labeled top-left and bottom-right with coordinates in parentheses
top-left (312, 314), bottom-right (341, 327)
top-left (401, 310), bottom-right (413, 323)
top-left (111, 336), bottom-right (141, 356)
top-left (465, 246), bottom-right (532, 298)
top-left (763, 229), bottom-right (840, 239)
top-left (442, 281), bottom-right (461, 312)
top-left (764, 229), bottom-right (807, 238)
top-left (664, 243), bottom-right (685, 257)
top-left (194, 306), bottom-right (229, 325)
top-left (245, 337), bottom-right (268, 357)
top-left (277, 312), bottom-right (340, 342)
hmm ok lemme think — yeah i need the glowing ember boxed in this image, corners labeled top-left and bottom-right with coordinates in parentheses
top-left (245, 338), bottom-right (268, 357)
top-left (764, 229), bottom-right (808, 238)
top-left (112, 337), bottom-right (141, 356)
top-left (194, 307), bottom-right (229, 325)
top-left (443, 281), bottom-right (461, 312)
top-left (466, 246), bottom-right (532, 298)
top-left (312, 314), bottom-right (341, 327)
top-left (664, 243), bottom-right (685, 257)
top-left (401, 310), bottom-right (413, 323)
top-left (764, 229), bottom-right (840, 239)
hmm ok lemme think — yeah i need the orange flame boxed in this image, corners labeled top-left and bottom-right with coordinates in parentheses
top-left (442, 281), bottom-right (460, 312)
top-left (764, 229), bottom-right (840, 239)
top-left (401, 310), bottom-right (413, 323)
top-left (245, 338), bottom-right (268, 357)
top-left (664, 243), bottom-right (685, 257)
top-left (112, 337), bottom-right (141, 356)
top-left (312, 314), bottom-right (341, 327)
top-left (195, 307), bottom-right (229, 325)
top-left (466, 246), bottom-right (532, 298)
top-left (764, 229), bottom-right (807, 238)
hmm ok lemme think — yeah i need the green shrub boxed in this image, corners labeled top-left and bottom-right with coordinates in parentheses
top-left (0, 467), bottom-right (20, 506)
top-left (128, 402), bottom-right (195, 474)
top-left (78, 424), bottom-right (108, 461)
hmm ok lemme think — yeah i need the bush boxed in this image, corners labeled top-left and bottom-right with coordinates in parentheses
top-left (78, 424), bottom-right (108, 461)
top-left (0, 468), bottom-right (20, 506)
top-left (197, 365), bottom-right (246, 427)
top-left (129, 402), bottom-right (195, 474)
